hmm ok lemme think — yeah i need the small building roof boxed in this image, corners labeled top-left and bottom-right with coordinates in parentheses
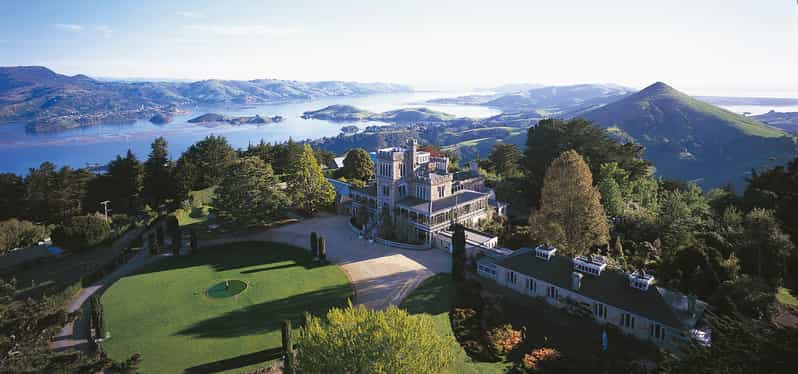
top-left (496, 251), bottom-right (707, 329)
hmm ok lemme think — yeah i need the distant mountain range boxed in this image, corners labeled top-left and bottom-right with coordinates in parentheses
top-left (0, 66), bottom-right (411, 132)
top-left (429, 83), bottom-right (635, 115)
top-left (313, 82), bottom-right (798, 189)
top-left (751, 111), bottom-right (798, 135)
top-left (580, 82), bottom-right (798, 187)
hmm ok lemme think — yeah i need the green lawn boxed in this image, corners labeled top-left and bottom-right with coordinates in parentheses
top-left (101, 241), bottom-right (352, 373)
top-left (400, 274), bottom-right (510, 374)
top-left (777, 287), bottom-right (798, 307)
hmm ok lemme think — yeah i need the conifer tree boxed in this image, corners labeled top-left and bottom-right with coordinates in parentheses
top-left (529, 150), bottom-right (609, 256)
top-left (287, 145), bottom-right (335, 215)
top-left (452, 224), bottom-right (466, 281)
top-left (318, 236), bottom-right (327, 261)
top-left (213, 157), bottom-right (289, 224)
top-left (598, 175), bottom-right (624, 218)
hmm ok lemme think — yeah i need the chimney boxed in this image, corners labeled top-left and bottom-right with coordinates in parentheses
top-left (571, 272), bottom-right (583, 291)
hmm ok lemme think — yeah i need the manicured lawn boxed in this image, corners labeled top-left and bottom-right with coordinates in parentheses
top-left (777, 287), bottom-right (798, 306)
top-left (101, 241), bottom-right (352, 373)
top-left (400, 274), bottom-right (510, 374)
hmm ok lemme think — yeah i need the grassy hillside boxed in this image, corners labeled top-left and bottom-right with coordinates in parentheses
top-left (582, 82), bottom-right (798, 188)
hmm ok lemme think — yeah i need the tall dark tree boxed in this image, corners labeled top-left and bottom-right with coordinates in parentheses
top-left (487, 143), bottom-right (522, 177)
top-left (739, 208), bottom-right (794, 286)
top-left (0, 173), bottom-right (25, 220)
top-left (452, 224), bottom-right (466, 282)
top-left (143, 137), bottom-right (177, 208)
top-left (87, 150), bottom-right (143, 216)
top-left (23, 163), bottom-right (90, 224)
top-left (282, 320), bottom-right (295, 374)
top-left (523, 118), bottom-right (650, 209)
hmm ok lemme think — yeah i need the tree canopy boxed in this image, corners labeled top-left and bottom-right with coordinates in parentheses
top-left (175, 135), bottom-right (236, 194)
top-left (213, 157), bottom-right (289, 225)
top-left (335, 148), bottom-right (374, 183)
top-left (529, 150), bottom-right (609, 256)
top-left (523, 118), bottom-right (650, 209)
top-left (286, 144), bottom-right (335, 215)
top-left (296, 304), bottom-right (456, 373)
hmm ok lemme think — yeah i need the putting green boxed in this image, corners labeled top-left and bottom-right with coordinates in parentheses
top-left (101, 241), bottom-right (352, 373)
top-left (207, 279), bottom-right (247, 298)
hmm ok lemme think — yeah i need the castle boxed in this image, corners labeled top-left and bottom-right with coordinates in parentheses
top-left (350, 139), bottom-right (500, 246)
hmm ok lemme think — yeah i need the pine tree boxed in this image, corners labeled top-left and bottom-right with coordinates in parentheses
top-left (142, 137), bottom-right (177, 208)
top-left (282, 320), bottom-right (295, 374)
top-left (452, 224), bottom-right (466, 281)
top-left (287, 145), bottom-right (336, 215)
top-left (529, 150), bottom-right (609, 256)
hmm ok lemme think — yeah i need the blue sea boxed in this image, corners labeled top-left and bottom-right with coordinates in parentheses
top-left (0, 91), bottom-right (499, 175)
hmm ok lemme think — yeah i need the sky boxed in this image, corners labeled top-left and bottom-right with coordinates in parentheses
top-left (1, 0), bottom-right (797, 96)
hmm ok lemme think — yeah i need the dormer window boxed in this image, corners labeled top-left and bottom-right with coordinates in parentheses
top-left (534, 244), bottom-right (557, 261)
top-left (628, 270), bottom-right (655, 291)
top-left (573, 255), bottom-right (607, 276)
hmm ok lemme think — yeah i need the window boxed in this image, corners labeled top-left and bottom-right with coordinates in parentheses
top-left (382, 186), bottom-right (390, 197)
top-left (546, 286), bottom-right (558, 299)
top-left (621, 313), bottom-right (635, 329)
top-left (650, 323), bottom-right (666, 340)
top-left (593, 303), bottom-right (607, 319)
top-left (506, 271), bottom-right (517, 285)
top-left (437, 186), bottom-right (445, 198)
top-left (526, 278), bottom-right (537, 293)
top-left (398, 185), bottom-right (406, 197)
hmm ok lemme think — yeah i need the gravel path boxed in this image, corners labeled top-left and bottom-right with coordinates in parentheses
top-left (201, 214), bottom-right (452, 310)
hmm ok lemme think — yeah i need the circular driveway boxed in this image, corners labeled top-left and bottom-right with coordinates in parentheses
top-left (202, 215), bottom-right (451, 309)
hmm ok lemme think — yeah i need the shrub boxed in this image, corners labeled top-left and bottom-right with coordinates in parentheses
top-left (51, 215), bottom-right (111, 252)
top-left (318, 236), bottom-right (327, 261)
top-left (521, 348), bottom-right (562, 373)
top-left (485, 323), bottom-right (523, 358)
top-left (296, 304), bottom-right (456, 373)
top-left (0, 219), bottom-right (47, 254)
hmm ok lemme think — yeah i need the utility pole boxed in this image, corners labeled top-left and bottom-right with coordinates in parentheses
top-left (100, 200), bottom-right (110, 223)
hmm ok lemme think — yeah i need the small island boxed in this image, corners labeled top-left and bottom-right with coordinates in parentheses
top-left (187, 113), bottom-right (284, 125)
top-left (340, 125), bottom-right (360, 134)
top-left (302, 105), bottom-right (457, 124)
top-left (149, 113), bottom-right (172, 124)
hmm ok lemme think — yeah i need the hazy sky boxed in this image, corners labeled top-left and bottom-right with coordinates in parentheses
top-left (1, 0), bottom-right (797, 96)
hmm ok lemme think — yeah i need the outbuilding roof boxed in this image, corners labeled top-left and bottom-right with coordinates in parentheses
top-left (496, 250), bottom-right (706, 329)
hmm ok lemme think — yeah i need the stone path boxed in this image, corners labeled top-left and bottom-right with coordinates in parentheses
top-left (201, 214), bottom-right (452, 310)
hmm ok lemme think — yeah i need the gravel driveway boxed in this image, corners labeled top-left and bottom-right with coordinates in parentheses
top-left (201, 214), bottom-right (451, 309)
